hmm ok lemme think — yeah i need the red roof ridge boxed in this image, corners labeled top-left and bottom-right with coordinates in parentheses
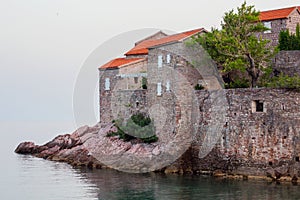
top-left (259, 6), bottom-right (299, 21)
top-left (125, 28), bottom-right (207, 56)
top-left (135, 30), bottom-right (168, 46)
top-left (99, 57), bottom-right (145, 69)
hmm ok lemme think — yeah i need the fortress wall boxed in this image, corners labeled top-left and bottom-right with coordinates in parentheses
top-left (273, 50), bottom-right (300, 77)
top-left (171, 88), bottom-right (300, 175)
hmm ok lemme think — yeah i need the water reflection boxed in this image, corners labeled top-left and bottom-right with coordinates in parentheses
top-left (14, 155), bottom-right (98, 200)
top-left (11, 154), bottom-right (300, 200)
top-left (79, 168), bottom-right (300, 200)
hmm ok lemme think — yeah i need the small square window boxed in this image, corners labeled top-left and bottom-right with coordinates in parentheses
top-left (252, 100), bottom-right (264, 113)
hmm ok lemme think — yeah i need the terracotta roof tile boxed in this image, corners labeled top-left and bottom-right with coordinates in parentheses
top-left (99, 58), bottom-right (145, 69)
top-left (125, 28), bottom-right (206, 56)
top-left (259, 6), bottom-right (299, 21)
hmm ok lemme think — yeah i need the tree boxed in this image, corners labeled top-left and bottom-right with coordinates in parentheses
top-left (193, 2), bottom-right (275, 87)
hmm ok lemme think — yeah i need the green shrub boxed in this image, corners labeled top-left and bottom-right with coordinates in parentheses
top-left (141, 135), bottom-right (158, 143)
top-left (278, 23), bottom-right (300, 50)
top-left (107, 113), bottom-right (158, 143)
top-left (194, 84), bottom-right (204, 90)
top-left (264, 73), bottom-right (300, 89)
top-left (225, 78), bottom-right (250, 89)
top-left (131, 113), bottom-right (151, 127)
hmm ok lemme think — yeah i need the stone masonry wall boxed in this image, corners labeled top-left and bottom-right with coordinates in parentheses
top-left (99, 60), bottom-right (147, 123)
top-left (258, 19), bottom-right (287, 47)
top-left (100, 67), bottom-right (300, 176)
top-left (118, 59), bottom-right (147, 90)
top-left (170, 88), bottom-right (300, 177)
top-left (149, 40), bottom-right (224, 90)
top-left (109, 90), bottom-right (148, 123)
top-left (99, 69), bottom-right (119, 124)
top-left (222, 88), bottom-right (300, 165)
top-left (286, 9), bottom-right (300, 34)
top-left (273, 50), bottom-right (300, 76)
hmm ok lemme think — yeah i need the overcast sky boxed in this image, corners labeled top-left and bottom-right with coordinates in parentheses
top-left (1, 0), bottom-right (299, 126)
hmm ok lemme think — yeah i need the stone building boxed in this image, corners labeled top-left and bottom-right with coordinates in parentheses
top-left (98, 28), bottom-right (224, 124)
top-left (259, 6), bottom-right (300, 47)
top-left (97, 27), bottom-right (300, 176)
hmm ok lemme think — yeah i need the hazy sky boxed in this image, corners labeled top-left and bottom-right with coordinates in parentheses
top-left (1, 0), bottom-right (299, 125)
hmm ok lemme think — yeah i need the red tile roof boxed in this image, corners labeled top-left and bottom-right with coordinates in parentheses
top-left (259, 6), bottom-right (299, 21)
top-left (125, 28), bottom-right (206, 56)
top-left (99, 58), bottom-right (145, 69)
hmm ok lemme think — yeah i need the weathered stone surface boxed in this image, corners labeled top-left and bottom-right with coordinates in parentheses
top-left (15, 124), bottom-right (103, 168)
top-left (15, 142), bottom-right (38, 154)
top-left (15, 88), bottom-right (300, 182)
top-left (273, 50), bottom-right (300, 77)
top-left (163, 88), bottom-right (300, 182)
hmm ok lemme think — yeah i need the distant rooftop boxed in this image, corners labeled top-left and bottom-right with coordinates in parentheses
top-left (125, 28), bottom-right (206, 56)
top-left (99, 28), bottom-right (206, 69)
top-left (259, 6), bottom-right (299, 21)
top-left (99, 58), bottom-right (145, 69)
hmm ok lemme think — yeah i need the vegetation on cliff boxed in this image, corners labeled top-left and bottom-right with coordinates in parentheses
top-left (108, 113), bottom-right (158, 143)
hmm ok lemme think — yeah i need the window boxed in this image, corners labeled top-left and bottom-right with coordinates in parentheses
top-left (158, 55), bottom-right (163, 68)
top-left (134, 77), bottom-right (138, 84)
top-left (166, 54), bottom-right (171, 64)
top-left (166, 80), bottom-right (170, 92)
top-left (252, 100), bottom-right (264, 113)
top-left (105, 78), bottom-right (110, 90)
top-left (263, 22), bottom-right (271, 33)
top-left (157, 82), bottom-right (162, 96)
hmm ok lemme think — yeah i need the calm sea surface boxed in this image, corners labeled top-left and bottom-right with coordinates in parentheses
top-left (2, 121), bottom-right (300, 200)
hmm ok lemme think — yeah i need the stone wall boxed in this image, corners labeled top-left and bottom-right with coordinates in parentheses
top-left (286, 9), bottom-right (300, 34)
top-left (273, 50), bottom-right (300, 76)
top-left (169, 88), bottom-right (300, 177)
top-left (99, 69), bottom-right (120, 124)
top-left (118, 59), bottom-right (147, 90)
top-left (102, 86), bottom-right (300, 176)
top-left (258, 19), bottom-right (287, 47)
top-left (99, 60), bottom-right (147, 123)
top-left (148, 40), bottom-right (224, 90)
top-left (110, 90), bottom-right (148, 123)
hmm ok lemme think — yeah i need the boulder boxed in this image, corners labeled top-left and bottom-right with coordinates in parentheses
top-left (15, 142), bottom-right (38, 154)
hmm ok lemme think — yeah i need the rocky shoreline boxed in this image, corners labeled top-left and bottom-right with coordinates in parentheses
top-left (15, 124), bottom-right (103, 169)
top-left (15, 123), bottom-right (300, 184)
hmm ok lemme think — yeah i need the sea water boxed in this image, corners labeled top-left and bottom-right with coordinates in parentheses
top-left (2, 121), bottom-right (300, 200)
